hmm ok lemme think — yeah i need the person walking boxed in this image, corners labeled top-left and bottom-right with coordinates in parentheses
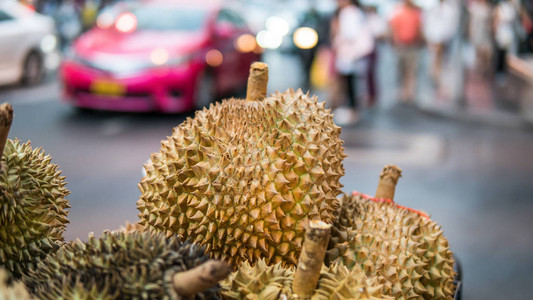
top-left (389, 0), bottom-right (423, 104)
top-left (468, 0), bottom-right (494, 76)
top-left (493, 0), bottom-right (518, 77)
top-left (424, 0), bottom-right (459, 86)
top-left (331, 0), bottom-right (374, 125)
top-left (364, 5), bottom-right (387, 107)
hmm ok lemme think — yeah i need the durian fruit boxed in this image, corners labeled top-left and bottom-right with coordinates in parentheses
top-left (220, 260), bottom-right (388, 300)
top-left (137, 62), bottom-right (345, 268)
top-left (0, 268), bottom-right (32, 300)
top-left (327, 165), bottom-right (456, 299)
top-left (220, 221), bottom-right (391, 300)
top-left (0, 103), bottom-right (70, 279)
top-left (23, 230), bottom-right (228, 300)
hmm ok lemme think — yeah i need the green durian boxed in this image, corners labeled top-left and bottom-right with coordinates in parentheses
top-left (220, 259), bottom-right (391, 300)
top-left (23, 230), bottom-right (222, 300)
top-left (0, 268), bottom-right (32, 300)
top-left (0, 103), bottom-right (70, 279)
top-left (137, 62), bottom-right (345, 268)
top-left (327, 166), bottom-right (456, 299)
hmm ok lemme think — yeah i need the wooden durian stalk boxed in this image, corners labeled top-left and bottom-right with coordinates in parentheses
top-left (246, 62), bottom-right (268, 101)
top-left (375, 164), bottom-right (402, 201)
top-left (292, 220), bottom-right (332, 299)
top-left (173, 259), bottom-right (231, 299)
top-left (0, 103), bottom-right (13, 160)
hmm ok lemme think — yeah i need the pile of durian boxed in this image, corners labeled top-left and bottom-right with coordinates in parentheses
top-left (0, 62), bottom-right (456, 299)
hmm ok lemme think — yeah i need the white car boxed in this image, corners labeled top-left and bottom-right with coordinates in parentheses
top-left (0, 0), bottom-right (57, 86)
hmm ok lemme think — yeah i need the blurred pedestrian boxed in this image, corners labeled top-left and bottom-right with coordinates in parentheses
top-left (364, 5), bottom-right (387, 107)
top-left (297, 3), bottom-right (325, 91)
top-left (389, 0), bottom-right (423, 104)
top-left (423, 0), bottom-right (459, 85)
top-left (331, 0), bottom-right (374, 125)
top-left (56, 0), bottom-right (82, 49)
top-left (493, 0), bottom-right (518, 76)
top-left (468, 0), bottom-right (494, 76)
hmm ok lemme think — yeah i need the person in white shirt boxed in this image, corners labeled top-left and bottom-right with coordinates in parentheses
top-left (423, 0), bottom-right (459, 85)
top-left (331, 0), bottom-right (374, 125)
top-left (493, 0), bottom-right (518, 75)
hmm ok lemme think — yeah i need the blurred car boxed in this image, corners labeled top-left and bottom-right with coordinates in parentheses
top-left (0, 0), bottom-right (57, 86)
top-left (61, 0), bottom-right (260, 113)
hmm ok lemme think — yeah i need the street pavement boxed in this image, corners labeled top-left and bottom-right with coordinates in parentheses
top-left (1, 52), bottom-right (532, 299)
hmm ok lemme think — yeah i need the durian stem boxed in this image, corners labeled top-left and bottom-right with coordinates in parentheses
top-left (375, 164), bottom-right (402, 201)
top-left (172, 260), bottom-right (231, 299)
top-left (292, 220), bottom-right (332, 299)
top-left (246, 62), bottom-right (268, 101)
top-left (0, 103), bottom-right (13, 160)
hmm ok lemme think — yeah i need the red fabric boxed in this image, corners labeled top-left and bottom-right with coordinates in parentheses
top-left (390, 5), bottom-right (422, 45)
top-left (352, 191), bottom-right (430, 220)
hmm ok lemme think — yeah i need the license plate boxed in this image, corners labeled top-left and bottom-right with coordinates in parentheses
top-left (90, 80), bottom-right (125, 96)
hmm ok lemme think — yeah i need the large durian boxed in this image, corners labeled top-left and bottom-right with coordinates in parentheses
top-left (137, 62), bottom-right (345, 267)
top-left (23, 230), bottom-right (227, 300)
top-left (327, 165), bottom-right (456, 299)
top-left (0, 268), bottom-right (32, 300)
top-left (0, 103), bottom-right (70, 279)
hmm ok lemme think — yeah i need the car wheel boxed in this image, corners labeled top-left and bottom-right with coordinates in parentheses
top-left (21, 51), bottom-right (44, 86)
top-left (194, 70), bottom-right (216, 110)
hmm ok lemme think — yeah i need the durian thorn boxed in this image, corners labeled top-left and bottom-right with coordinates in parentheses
top-left (292, 220), bottom-right (331, 299)
top-left (246, 62), bottom-right (268, 101)
top-left (172, 259), bottom-right (231, 298)
top-left (375, 164), bottom-right (402, 202)
top-left (0, 103), bottom-right (13, 161)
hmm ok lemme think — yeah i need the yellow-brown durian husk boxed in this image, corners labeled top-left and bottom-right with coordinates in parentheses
top-left (328, 194), bottom-right (456, 299)
top-left (220, 259), bottom-right (391, 300)
top-left (137, 88), bottom-right (345, 268)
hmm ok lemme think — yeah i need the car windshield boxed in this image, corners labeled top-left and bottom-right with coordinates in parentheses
top-left (132, 5), bottom-right (207, 31)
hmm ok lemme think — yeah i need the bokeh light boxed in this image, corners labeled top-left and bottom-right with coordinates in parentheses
top-left (97, 12), bottom-right (114, 29)
top-left (234, 34), bottom-right (257, 53)
top-left (256, 30), bottom-right (282, 49)
top-left (266, 16), bottom-right (289, 37)
top-left (150, 48), bottom-right (169, 65)
top-left (293, 27), bottom-right (318, 50)
top-left (40, 34), bottom-right (57, 53)
top-left (115, 13), bottom-right (137, 33)
top-left (205, 49), bottom-right (223, 67)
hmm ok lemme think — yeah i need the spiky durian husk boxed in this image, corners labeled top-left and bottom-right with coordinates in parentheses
top-left (417, 217), bottom-right (456, 299)
top-left (220, 260), bottom-right (292, 300)
top-left (220, 259), bottom-right (390, 300)
top-left (0, 268), bottom-right (32, 300)
top-left (327, 194), bottom-right (455, 299)
top-left (23, 230), bottom-right (220, 300)
top-left (0, 139), bottom-right (70, 279)
top-left (137, 89), bottom-right (345, 268)
top-left (36, 278), bottom-right (116, 300)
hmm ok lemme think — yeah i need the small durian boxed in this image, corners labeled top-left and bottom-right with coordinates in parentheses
top-left (220, 221), bottom-right (391, 300)
top-left (0, 103), bottom-right (70, 279)
top-left (0, 268), bottom-right (32, 300)
top-left (138, 62), bottom-right (345, 268)
top-left (220, 260), bottom-right (388, 300)
top-left (327, 165), bottom-right (456, 299)
top-left (23, 230), bottom-right (228, 300)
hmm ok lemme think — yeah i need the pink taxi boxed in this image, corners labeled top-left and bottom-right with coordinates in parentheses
top-left (61, 0), bottom-right (259, 112)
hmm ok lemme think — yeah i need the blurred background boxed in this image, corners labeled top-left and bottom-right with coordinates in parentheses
top-left (1, 0), bottom-right (532, 298)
